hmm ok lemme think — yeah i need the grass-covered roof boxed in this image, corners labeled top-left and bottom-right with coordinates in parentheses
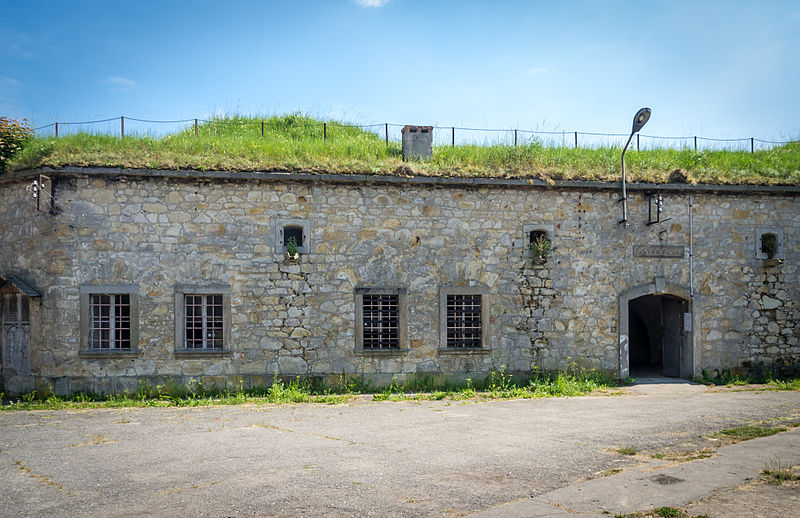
top-left (7, 114), bottom-right (800, 185)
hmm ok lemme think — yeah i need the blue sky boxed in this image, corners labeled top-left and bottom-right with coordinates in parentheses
top-left (2, 0), bottom-right (799, 146)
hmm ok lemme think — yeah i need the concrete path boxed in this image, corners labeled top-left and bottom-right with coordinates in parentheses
top-left (471, 421), bottom-right (800, 517)
top-left (623, 377), bottom-right (708, 396)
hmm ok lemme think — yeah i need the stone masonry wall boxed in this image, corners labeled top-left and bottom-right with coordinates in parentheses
top-left (0, 170), bottom-right (797, 394)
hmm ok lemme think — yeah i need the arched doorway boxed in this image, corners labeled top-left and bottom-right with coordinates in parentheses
top-left (619, 279), bottom-right (694, 379)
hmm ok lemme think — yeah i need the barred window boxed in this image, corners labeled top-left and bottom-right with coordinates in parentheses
top-left (362, 294), bottom-right (399, 349)
top-left (89, 294), bottom-right (131, 349)
top-left (446, 294), bottom-right (483, 348)
top-left (355, 287), bottom-right (407, 352)
top-left (184, 294), bottom-right (224, 350)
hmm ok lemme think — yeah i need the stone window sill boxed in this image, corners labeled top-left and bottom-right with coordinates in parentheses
top-left (79, 350), bottom-right (141, 359)
top-left (354, 349), bottom-right (409, 357)
top-left (438, 348), bottom-right (492, 355)
top-left (174, 350), bottom-right (232, 359)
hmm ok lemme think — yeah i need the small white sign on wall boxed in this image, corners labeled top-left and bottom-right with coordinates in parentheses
top-left (684, 313), bottom-right (693, 332)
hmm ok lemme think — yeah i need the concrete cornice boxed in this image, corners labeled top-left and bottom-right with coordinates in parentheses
top-left (4, 166), bottom-right (800, 195)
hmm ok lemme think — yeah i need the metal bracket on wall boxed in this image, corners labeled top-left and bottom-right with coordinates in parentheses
top-left (646, 191), bottom-right (671, 226)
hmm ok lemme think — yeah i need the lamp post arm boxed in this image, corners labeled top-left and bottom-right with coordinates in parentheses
top-left (620, 132), bottom-right (635, 226)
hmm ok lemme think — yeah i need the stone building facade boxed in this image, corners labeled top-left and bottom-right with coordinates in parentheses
top-left (0, 167), bottom-right (797, 395)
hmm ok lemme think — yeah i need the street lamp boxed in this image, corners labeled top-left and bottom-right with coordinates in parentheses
top-left (620, 107), bottom-right (651, 226)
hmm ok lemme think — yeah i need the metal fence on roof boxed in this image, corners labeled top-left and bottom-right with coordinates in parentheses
top-left (30, 116), bottom-right (796, 152)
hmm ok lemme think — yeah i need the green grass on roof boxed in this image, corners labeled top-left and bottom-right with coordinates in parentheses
top-left (7, 114), bottom-right (800, 185)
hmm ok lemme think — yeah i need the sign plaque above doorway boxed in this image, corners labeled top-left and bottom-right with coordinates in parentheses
top-left (634, 245), bottom-right (685, 258)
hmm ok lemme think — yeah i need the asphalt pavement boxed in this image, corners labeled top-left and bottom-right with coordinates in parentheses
top-left (1, 381), bottom-right (798, 517)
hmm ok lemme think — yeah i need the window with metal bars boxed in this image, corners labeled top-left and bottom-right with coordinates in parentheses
top-left (88, 294), bottom-right (131, 349)
top-left (446, 294), bottom-right (483, 348)
top-left (184, 294), bottom-right (224, 350)
top-left (362, 294), bottom-right (399, 349)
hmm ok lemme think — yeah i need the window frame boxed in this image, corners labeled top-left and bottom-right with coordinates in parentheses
top-left (275, 218), bottom-right (311, 255)
top-left (174, 284), bottom-right (232, 356)
top-left (79, 284), bottom-right (140, 357)
top-left (523, 224), bottom-right (554, 256)
top-left (438, 285), bottom-right (490, 352)
top-left (354, 287), bottom-right (408, 355)
top-left (755, 227), bottom-right (784, 259)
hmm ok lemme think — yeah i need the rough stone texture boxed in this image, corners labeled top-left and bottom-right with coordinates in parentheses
top-left (0, 171), bottom-right (797, 394)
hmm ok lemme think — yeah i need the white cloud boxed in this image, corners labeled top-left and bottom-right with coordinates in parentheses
top-left (101, 76), bottom-right (137, 92)
top-left (526, 67), bottom-right (549, 76)
top-left (355, 0), bottom-right (390, 7)
top-left (0, 76), bottom-right (23, 89)
top-left (7, 44), bottom-right (33, 59)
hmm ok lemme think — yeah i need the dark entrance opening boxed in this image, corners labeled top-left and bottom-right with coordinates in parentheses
top-left (628, 294), bottom-right (688, 378)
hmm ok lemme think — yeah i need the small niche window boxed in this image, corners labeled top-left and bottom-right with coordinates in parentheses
top-left (355, 287), bottom-right (407, 352)
top-left (755, 227), bottom-right (784, 260)
top-left (529, 230), bottom-right (547, 246)
top-left (283, 226), bottom-right (303, 248)
top-left (439, 286), bottom-right (490, 350)
top-left (523, 224), bottom-right (554, 255)
top-left (275, 218), bottom-right (311, 254)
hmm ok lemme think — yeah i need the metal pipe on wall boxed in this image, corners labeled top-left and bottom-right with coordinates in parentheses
top-left (690, 194), bottom-right (694, 298)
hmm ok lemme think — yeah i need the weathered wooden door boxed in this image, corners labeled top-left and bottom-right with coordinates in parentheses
top-left (661, 297), bottom-right (686, 378)
top-left (2, 292), bottom-right (31, 376)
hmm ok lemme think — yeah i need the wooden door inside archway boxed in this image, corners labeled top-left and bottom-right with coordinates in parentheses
top-left (1, 290), bottom-right (31, 378)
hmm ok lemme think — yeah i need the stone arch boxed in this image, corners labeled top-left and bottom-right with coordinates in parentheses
top-left (619, 277), bottom-right (696, 379)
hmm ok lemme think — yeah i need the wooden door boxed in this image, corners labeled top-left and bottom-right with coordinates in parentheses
top-left (661, 297), bottom-right (686, 378)
top-left (2, 292), bottom-right (31, 376)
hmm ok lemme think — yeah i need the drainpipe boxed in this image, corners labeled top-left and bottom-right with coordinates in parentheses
top-left (689, 194), bottom-right (696, 378)
top-left (689, 194), bottom-right (694, 298)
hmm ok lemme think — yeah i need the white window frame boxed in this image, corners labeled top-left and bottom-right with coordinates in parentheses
top-left (174, 284), bottom-right (231, 354)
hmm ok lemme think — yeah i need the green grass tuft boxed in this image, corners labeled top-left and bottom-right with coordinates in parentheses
top-left (713, 425), bottom-right (786, 441)
top-left (761, 460), bottom-right (800, 485)
top-left (615, 446), bottom-right (638, 456)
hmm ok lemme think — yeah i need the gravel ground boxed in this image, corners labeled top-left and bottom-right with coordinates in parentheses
top-left (1, 387), bottom-right (799, 517)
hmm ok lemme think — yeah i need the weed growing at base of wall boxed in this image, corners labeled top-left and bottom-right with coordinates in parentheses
top-left (4, 371), bottom-right (799, 411)
top-left (696, 369), bottom-right (800, 389)
top-left (2, 368), bottom-right (619, 410)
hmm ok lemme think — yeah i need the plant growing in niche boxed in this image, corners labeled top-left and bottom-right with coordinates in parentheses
top-left (286, 236), bottom-right (300, 261)
top-left (530, 233), bottom-right (552, 265)
top-left (761, 233), bottom-right (778, 259)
